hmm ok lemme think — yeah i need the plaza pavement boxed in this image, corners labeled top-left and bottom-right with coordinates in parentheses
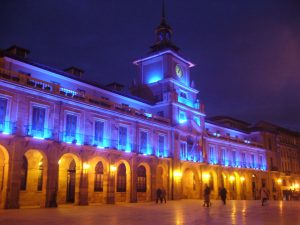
top-left (0, 200), bottom-right (300, 225)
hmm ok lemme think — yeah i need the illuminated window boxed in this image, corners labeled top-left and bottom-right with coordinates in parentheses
top-left (259, 155), bottom-right (263, 168)
top-left (118, 126), bottom-right (127, 150)
top-left (94, 162), bottom-right (103, 192)
top-left (94, 121), bottom-right (104, 147)
top-left (209, 146), bottom-right (215, 163)
top-left (20, 156), bottom-right (28, 191)
top-left (180, 91), bottom-right (187, 98)
top-left (251, 154), bottom-right (255, 168)
top-left (158, 135), bottom-right (165, 157)
top-left (241, 153), bottom-right (246, 166)
top-left (140, 130), bottom-right (148, 154)
top-left (180, 142), bottom-right (187, 160)
top-left (0, 97), bottom-right (8, 132)
top-left (193, 116), bottom-right (201, 126)
top-left (179, 111), bottom-right (187, 123)
top-left (65, 114), bottom-right (77, 143)
top-left (117, 163), bottom-right (126, 192)
top-left (222, 148), bottom-right (226, 162)
top-left (232, 151), bottom-right (236, 165)
top-left (137, 166), bottom-right (146, 192)
top-left (31, 106), bottom-right (46, 137)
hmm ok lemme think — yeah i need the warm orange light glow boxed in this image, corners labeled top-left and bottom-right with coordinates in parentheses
top-left (202, 173), bottom-right (210, 181)
top-left (277, 178), bottom-right (282, 184)
top-left (240, 176), bottom-right (245, 182)
top-left (295, 184), bottom-right (299, 189)
top-left (174, 170), bottom-right (182, 178)
top-left (110, 165), bottom-right (117, 172)
top-left (58, 159), bottom-right (61, 165)
top-left (229, 175), bottom-right (235, 182)
top-left (83, 162), bottom-right (90, 171)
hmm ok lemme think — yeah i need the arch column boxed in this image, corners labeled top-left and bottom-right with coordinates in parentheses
top-left (45, 159), bottom-right (58, 207)
top-left (106, 156), bottom-right (116, 204)
top-left (130, 156), bottom-right (137, 203)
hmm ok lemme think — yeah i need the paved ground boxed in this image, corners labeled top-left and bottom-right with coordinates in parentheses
top-left (0, 200), bottom-right (300, 225)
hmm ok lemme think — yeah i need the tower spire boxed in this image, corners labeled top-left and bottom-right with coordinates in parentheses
top-left (150, 0), bottom-right (179, 53)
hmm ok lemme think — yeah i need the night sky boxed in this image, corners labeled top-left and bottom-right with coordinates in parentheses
top-left (1, 0), bottom-right (300, 131)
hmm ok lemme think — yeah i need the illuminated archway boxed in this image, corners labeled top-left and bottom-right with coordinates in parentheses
top-left (19, 149), bottom-right (48, 207)
top-left (137, 163), bottom-right (151, 202)
top-left (87, 157), bottom-right (109, 204)
top-left (182, 168), bottom-right (200, 199)
top-left (0, 145), bottom-right (9, 208)
top-left (115, 160), bottom-right (131, 203)
top-left (57, 153), bottom-right (81, 205)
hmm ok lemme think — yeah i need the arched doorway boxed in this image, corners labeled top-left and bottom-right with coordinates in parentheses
top-left (0, 145), bottom-right (9, 208)
top-left (19, 150), bottom-right (47, 207)
top-left (136, 164), bottom-right (151, 202)
top-left (182, 168), bottom-right (199, 199)
top-left (116, 163), bottom-right (128, 202)
top-left (228, 174), bottom-right (237, 200)
top-left (57, 153), bottom-right (81, 205)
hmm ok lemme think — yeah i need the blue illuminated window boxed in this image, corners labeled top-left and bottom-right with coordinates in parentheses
top-left (259, 155), bottom-right (263, 168)
top-left (179, 111), bottom-right (187, 123)
top-left (194, 116), bottom-right (200, 126)
top-left (31, 106), bottom-right (46, 138)
top-left (118, 126), bottom-right (127, 150)
top-left (158, 135), bottom-right (165, 157)
top-left (241, 153), bottom-right (246, 167)
top-left (222, 148), bottom-right (226, 163)
top-left (251, 154), bottom-right (255, 168)
top-left (232, 151), bottom-right (236, 165)
top-left (94, 121), bottom-right (104, 147)
top-left (180, 142), bottom-right (187, 160)
top-left (140, 130), bottom-right (148, 154)
top-left (0, 98), bottom-right (7, 132)
top-left (65, 114), bottom-right (77, 142)
top-left (209, 146), bottom-right (215, 163)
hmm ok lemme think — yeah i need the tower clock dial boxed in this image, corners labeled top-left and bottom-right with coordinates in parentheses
top-left (175, 64), bottom-right (183, 78)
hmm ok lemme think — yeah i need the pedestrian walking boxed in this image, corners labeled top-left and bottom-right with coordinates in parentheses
top-left (156, 188), bottom-right (162, 204)
top-left (203, 184), bottom-right (211, 207)
top-left (260, 184), bottom-right (269, 206)
top-left (219, 186), bottom-right (227, 205)
top-left (161, 187), bottom-right (167, 203)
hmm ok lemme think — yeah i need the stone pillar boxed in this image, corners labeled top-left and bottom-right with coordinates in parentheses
top-left (78, 170), bottom-right (89, 205)
top-left (130, 156), bottom-right (137, 203)
top-left (45, 159), bottom-right (58, 208)
top-left (106, 158), bottom-right (115, 204)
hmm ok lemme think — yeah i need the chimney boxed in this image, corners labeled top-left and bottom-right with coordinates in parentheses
top-left (6, 45), bottom-right (30, 58)
top-left (64, 66), bottom-right (84, 77)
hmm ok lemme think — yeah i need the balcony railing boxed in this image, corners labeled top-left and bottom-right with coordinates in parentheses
top-left (0, 67), bottom-right (170, 125)
top-left (24, 125), bottom-right (53, 139)
top-left (0, 121), bottom-right (16, 135)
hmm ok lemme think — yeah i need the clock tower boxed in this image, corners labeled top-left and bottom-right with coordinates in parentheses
top-left (131, 0), bottom-right (204, 128)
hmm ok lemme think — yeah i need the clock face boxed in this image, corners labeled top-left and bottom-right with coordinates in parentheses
top-left (175, 64), bottom-right (183, 78)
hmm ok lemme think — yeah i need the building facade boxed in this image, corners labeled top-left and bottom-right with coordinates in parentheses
top-left (0, 11), bottom-right (300, 209)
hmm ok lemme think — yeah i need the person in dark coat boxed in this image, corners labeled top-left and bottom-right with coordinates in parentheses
top-left (156, 188), bottom-right (162, 204)
top-left (203, 184), bottom-right (211, 207)
top-left (219, 186), bottom-right (227, 205)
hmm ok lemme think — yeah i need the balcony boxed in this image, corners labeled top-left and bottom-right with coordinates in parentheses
top-left (0, 67), bottom-right (170, 126)
top-left (24, 125), bottom-right (53, 139)
top-left (0, 121), bottom-right (16, 135)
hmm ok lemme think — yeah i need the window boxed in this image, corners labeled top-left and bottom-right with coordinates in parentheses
top-left (140, 130), bottom-right (148, 154)
top-left (179, 111), bottom-right (186, 123)
top-left (137, 166), bottom-right (146, 192)
top-left (94, 121), bottom-right (104, 147)
top-left (31, 106), bottom-right (46, 138)
top-left (180, 142), bottom-right (187, 160)
top-left (258, 155), bottom-right (263, 168)
top-left (158, 135), bottom-right (165, 157)
top-left (209, 146), bottom-right (215, 163)
top-left (20, 156), bottom-right (28, 191)
top-left (0, 98), bottom-right (7, 131)
top-left (117, 163), bottom-right (126, 192)
top-left (37, 159), bottom-right (43, 191)
top-left (251, 154), bottom-right (255, 168)
top-left (222, 148), bottom-right (226, 162)
top-left (94, 162), bottom-right (103, 192)
top-left (193, 116), bottom-right (201, 126)
top-left (232, 151), bottom-right (236, 165)
top-left (65, 114), bottom-right (77, 142)
top-left (118, 126), bottom-right (127, 150)
top-left (180, 91), bottom-right (187, 98)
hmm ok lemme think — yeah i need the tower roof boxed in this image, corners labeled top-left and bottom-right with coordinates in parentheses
top-left (150, 0), bottom-right (179, 53)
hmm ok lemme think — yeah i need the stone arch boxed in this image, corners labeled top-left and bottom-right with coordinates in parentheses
top-left (0, 145), bottom-right (9, 209)
top-left (87, 156), bottom-right (109, 204)
top-left (57, 153), bottom-right (82, 205)
top-left (136, 162), bottom-right (151, 202)
top-left (202, 168), bottom-right (218, 198)
top-left (115, 159), bottom-right (131, 203)
top-left (156, 162), bottom-right (168, 192)
top-left (182, 166), bottom-right (200, 199)
top-left (19, 149), bottom-right (48, 207)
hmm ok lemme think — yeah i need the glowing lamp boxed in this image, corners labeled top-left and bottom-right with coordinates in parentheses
top-left (110, 165), bottom-right (117, 172)
top-left (202, 173), bottom-right (210, 181)
top-left (277, 178), bottom-right (282, 184)
top-left (83, 162), bottom-right (90, 171)
top-left (295, 184), bottom-right (299, 189)
top-left (229, 175), bottom-right (235, 182)
top-left (174, 170), bottom-right (182, 178)
top-left (58, 159), bottom-right (61, 165)
top-left (240, 176), bottom-right (245, 182)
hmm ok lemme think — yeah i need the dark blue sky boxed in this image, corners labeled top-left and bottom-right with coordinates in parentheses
top-left (1, 0), bottom-right (300, 130)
